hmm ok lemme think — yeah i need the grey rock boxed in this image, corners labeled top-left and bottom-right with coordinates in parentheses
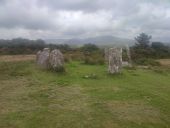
top-left (36, 50), bottom-right (41, 63)
top-left (126, 45), bottom-right (132, 67)
top-left (36, 48), bottom-right (50, 69)
top-left (49, 49), bottom-right (64, 71)
top-left (107, 48), bottom-right (122, 74)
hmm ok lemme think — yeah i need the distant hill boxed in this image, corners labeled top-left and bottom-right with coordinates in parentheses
top-left (45, 35), bottom-right (135, 46)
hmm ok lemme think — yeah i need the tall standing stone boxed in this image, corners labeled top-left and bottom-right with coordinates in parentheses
top-left (36, 48), bottom-right (50, 69)
top-left (49, 49), bottom-right (64, 71)
top-left (104, 48), bottom-right (109, 62)
top-left (126, 45), bottom-right (132, 67)
top-left (107, 48), bottom-right (122, 74)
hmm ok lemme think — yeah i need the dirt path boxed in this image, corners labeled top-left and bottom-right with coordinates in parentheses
top-left (0, 55), bottom-right (36, 62)
top-left (157, 59), bottom-right (170, 67)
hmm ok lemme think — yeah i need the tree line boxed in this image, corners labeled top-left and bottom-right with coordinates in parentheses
top-left (0, 38), bottom-right (71, 54)
top-left (131, 33), bottom-right (170, 59)
top-left (0, 34), bottom-right (170, 63)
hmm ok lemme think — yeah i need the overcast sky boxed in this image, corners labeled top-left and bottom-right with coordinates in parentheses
top-left (0, 0), bottom-right (170, 41)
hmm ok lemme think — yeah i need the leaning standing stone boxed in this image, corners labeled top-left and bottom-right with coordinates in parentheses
top-left (49, 49), bottom-right (64, 71)
top-left (36, 48), bottom-right (50, 69)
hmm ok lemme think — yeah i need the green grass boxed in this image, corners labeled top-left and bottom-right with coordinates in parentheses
top-left (0, 60), bottom-right (170, 128)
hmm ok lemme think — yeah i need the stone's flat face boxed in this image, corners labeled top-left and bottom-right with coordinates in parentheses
top-left (105, 48), bottom-right (109, 62)
top-left (36, 48), bottom-right (64, 71)
top-left (36, 48), bottom-right (50, 69)
top-left (126, 45), bottom-right (132, 67)
top-left (107, 48), bottom-right (122, 74)
top-left (49, 49), bottom-right (64, 70)
top-left (36, 50), bottom-right (41, 63)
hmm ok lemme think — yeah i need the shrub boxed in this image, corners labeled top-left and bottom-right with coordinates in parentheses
top-left (81, 43), bottom-right (99, 53)
top-left (83, 51), bottom-right (105, 65)
top-left (134, 58), bottom-right (160, 66)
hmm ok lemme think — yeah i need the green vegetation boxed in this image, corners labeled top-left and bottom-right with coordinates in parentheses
top-left (131, 33), bottom-right (170, 61)
top-left (0, 60), bottom-right (170, 128)
top-left (1, 35), bottom-right (170, 61)
top-left (81, 44), bottom-right (104, 65)
top-left (0, 38), bottom-right (71, 55)
top-left (0, 34), bottom-right (170, 127)
top-left (134, 58), bottom-right (160, 66)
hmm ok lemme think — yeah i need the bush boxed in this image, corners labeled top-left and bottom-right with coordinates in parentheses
top-left (64, 50), bottom-right (84, 62)
top-left (134, 58), bottom-right (160, 66)
top-left (83, 51), bottom-right (104, 65)
top-left (84, 56), bottom-right (94, 65)
top-left (81, 43), bottom-right (99, 53)
top-left (84, 57), bottom-right (104, 65)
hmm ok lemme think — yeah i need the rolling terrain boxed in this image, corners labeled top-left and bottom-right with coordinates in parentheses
top-left (0, 56), bottom-right (170, 128)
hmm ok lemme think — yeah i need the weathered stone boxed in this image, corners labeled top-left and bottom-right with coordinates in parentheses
top-left (126, 45), bottom-right (132, 67)
top-left (107, 48), bottom-right (122, 74)
top-left (36, 48), bottom-right (50, 69)
top-left (104, 48), bottom-right (109, 62)
top-left (36, 50), bottom-right (41, 63)
top-left (49, 49), bottom-right (64, 71)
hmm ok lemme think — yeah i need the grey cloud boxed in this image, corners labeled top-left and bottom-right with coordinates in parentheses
top-left (0, 1), bottom-right (56, 30)
top-left (37, 0), bottom-right (112, 12)
top-left (0, 0), bottom-right (170, 41)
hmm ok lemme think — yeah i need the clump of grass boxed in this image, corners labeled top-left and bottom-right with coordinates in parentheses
top-left (49, 66), bottom-right (65, 72)
top-left (0, 61), bottom-right (32, 78)
top-left (107, 72), bottom-right (124, 78)
top-left (56, 79), bottom-right (69, 86)
top-left (124, 66), bottom-right (137, 70)
top-left (152, 67), bottom-right (168, 75)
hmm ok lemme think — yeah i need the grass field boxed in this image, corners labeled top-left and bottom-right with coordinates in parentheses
top-left (0, 56), bottom-right (170, 128)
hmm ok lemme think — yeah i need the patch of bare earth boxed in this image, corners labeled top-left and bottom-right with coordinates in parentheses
top-left (157, 59), bottom-right (170, 67)
top-left (0, 55), bottom-right (35, 62)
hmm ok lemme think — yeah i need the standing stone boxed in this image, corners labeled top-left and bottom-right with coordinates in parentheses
top-left (126, 45), bottom-right (132, 67)
top-left (104, 48), bottom-right (109, 62)
top-left (49, 49), bottom-right (64, 71)
top-left (36, 48), bottom-right (50, 69)
top-left (107, 48), bottom-right (122, 74)
top-left (36, 50), bottom-right (41, 63)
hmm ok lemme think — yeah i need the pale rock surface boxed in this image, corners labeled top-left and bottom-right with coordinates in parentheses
top-left (107, 48), bottom-right (122, 74)
top-left (36, 48), bottom-right (50, 68)
top-left (49, 49), bottom-right (64, 71)
top-left (126, 45), bottom-right (132, 67)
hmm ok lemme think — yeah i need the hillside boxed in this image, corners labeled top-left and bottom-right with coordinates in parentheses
top-left (45, 35), bottom-right (135, 46)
